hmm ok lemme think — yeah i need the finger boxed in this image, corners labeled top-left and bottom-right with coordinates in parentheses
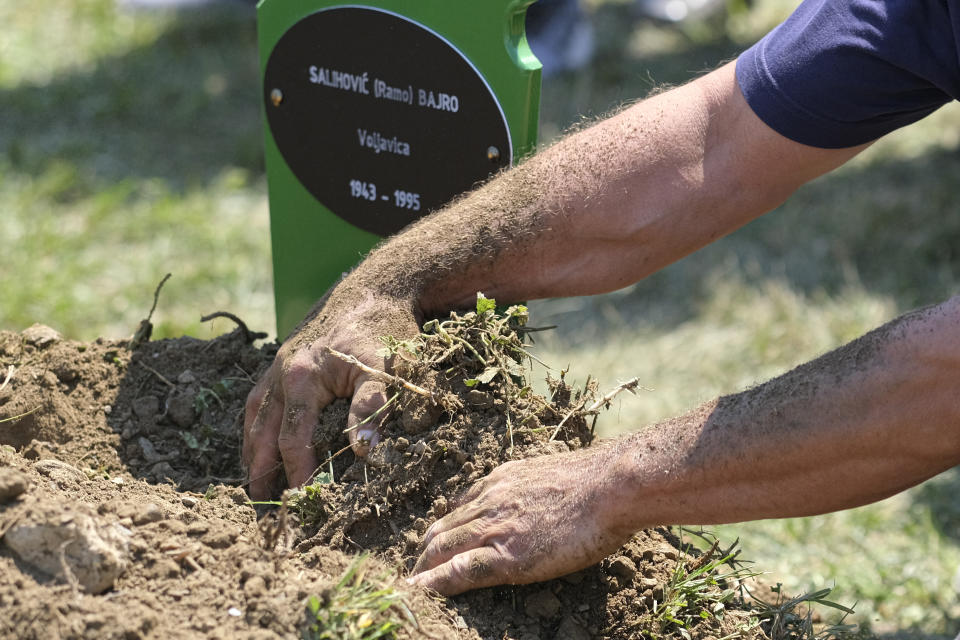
top-left (244, 386), bottom-right (286, 500)
top-left (409, 547), bottom-right (512, 596)
top-left (421, 496), bottom-right (486, 550)
top-left (416, 519), bottom-right (492, 574)
top-left (448, 475), bottom-right (490, 511)
top-left (446, 459), bottom-right (520, 512)
top-left (413, 509), bottom-right (510, 573)
top-left (277, 402), bottom-right (321, 489)
top-left (243, 374), bottom-right (280, 464)
top-left (242, 379), bottom-right (269, 467)
top-left (421, 475), bottom-right (501, 544)
top-left (346, 376), bottom-right (389, 456)
top-left (278, 366), bottom-right (334, 489)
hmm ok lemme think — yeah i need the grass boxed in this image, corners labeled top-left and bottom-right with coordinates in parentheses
top-left (0, 0), bottom-right (273, 340)
top-left (304, 555), bottom-right (407, 640)
top-left (653, 544), bottom-right (763, 638)
top-left (752, 586), bottom-right (858, 640)
top-left (645, 533), bottom-right (862, 640)
top-left (3, 0), bottom-right (959, 635)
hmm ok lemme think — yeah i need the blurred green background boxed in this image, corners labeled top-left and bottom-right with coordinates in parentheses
top-left (2, 0), bottom-right (958, 634)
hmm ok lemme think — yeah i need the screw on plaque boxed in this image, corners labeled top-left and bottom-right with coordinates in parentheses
top-left (486, 145), bottom-right (500, 163)
top-left (270, 88), bottom-right (284, 107)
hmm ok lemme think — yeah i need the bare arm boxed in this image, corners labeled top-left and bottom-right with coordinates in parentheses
top-left (616, 298), bottom-right (960, 526)
top-left (411, 298), bottom-right (960, 594)
top-left (350, 61), bottom-right (865, 313)
top-left (243, 61), bottom-right (866, 498)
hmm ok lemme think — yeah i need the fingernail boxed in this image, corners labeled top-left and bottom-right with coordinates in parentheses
top-left (356, 427), bottom-right (380, 448)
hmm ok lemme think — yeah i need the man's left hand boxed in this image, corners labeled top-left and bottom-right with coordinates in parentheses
top-left (409, 446), bottom-right (632, 595)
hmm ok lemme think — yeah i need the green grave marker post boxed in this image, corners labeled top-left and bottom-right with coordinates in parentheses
top-left (257, 0), bottom-right (542, 338)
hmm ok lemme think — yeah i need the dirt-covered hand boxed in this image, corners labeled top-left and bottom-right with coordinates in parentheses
top-left (409, 446), bottom-right (633, 595)
top-left (242, 286), bottom-right (420, 500)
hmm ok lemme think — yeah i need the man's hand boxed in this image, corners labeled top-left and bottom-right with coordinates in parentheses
top-left (409, 447), bottom-right (633, 595)
top-left (242, 286), bottom-right (420, 500)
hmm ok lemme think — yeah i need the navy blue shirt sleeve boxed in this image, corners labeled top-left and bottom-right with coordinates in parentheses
top-left (736, 0), bottom-right (960, 148)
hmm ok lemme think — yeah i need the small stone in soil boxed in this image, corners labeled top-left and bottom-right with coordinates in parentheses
top-left (524, 588), bottom-right (562, 619)
top-left (165, 388), bottom-right (197, 428)
top-left (657, 543), bottom-right (679, 560)
top-left (556, 614), bottom-right (592, 640)
top-left (21, 324), bottom-right (61, 347)
top-left (132, 396), bottom-right (160, 420)
top-left (0, 468), bottom-right (29, 503)
top-left (132, 503), bottom-right (164, 525)
top-left (608, 555), bottom-right (637, 581)
top-left (35, 459), bottom-right (86, 484)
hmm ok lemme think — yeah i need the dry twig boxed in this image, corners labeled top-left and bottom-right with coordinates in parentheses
top-left (549, 377), bottom-right (649, 441)
top-left (137, 361), bottom-right (175, 389)
top-left (129, 273), bottom-right (171, 350)
top-left (326, 348), bottom-right (435, 399)
top-left (548, 401), bottom-right (587, 442)
top-left (200, 311), bottom-right (268, 344)
top-left (685, 538), bottom-right (720, 572)
top-left (584, 377), bottom-right (649, 413)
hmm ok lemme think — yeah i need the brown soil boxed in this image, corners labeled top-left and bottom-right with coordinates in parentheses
top-left (0, 319), bottom-right (769, 640)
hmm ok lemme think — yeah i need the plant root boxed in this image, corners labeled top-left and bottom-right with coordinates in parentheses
top-left (200, 311), bottom-right (268, 344)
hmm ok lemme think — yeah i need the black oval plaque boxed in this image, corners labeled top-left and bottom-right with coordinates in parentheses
top-left (263, 7), bottom-right (512, 237)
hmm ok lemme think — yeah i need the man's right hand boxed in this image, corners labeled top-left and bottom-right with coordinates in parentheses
top-left (242, 284), bottom-right (420, 500)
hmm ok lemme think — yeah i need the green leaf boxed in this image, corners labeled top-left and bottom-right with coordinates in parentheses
top-left (312, 471), bottom-right (333, 485)
top-left (212, 378), bottom-right (233, 395)
top-left (810, 597), bottom-right (857, 614)
top-left (507, 304), bottom-right (529, 326)
top-left (463, 378), bottom-right (478, 387)
top-left (476, 293), bottom-right (496, 314)
top-left (180, 431), bottom-right (201, 450)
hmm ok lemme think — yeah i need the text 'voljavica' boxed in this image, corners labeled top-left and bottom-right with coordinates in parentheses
top-left (356, 129), bottom-right (411, 156)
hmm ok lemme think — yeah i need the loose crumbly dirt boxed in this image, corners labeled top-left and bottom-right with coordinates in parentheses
top-left (0, 318), bottom-right (774, 639)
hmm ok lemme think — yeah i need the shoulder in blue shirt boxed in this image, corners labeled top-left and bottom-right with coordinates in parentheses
top-left (736, 0), bottom-right (960, 148)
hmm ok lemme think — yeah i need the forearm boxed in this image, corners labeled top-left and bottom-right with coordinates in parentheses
top-left (604, 297), bottom-right (960, 532)
top-left (350, 62), bottom-right (865, 316)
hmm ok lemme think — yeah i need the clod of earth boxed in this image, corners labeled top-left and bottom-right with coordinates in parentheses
top-left (4, 501), bottom-right (131, 594)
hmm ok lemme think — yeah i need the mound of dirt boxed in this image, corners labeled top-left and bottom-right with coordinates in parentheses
top-left (0, 313), bottom-right (776, 639)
